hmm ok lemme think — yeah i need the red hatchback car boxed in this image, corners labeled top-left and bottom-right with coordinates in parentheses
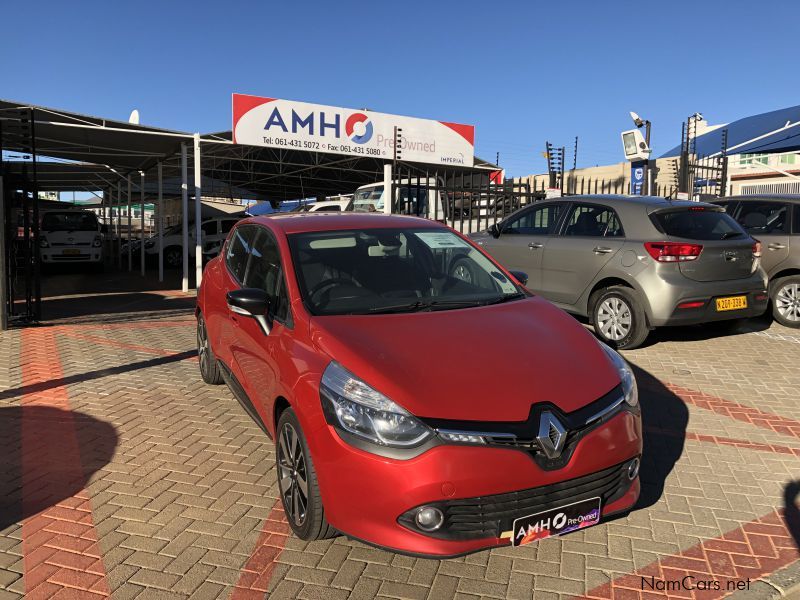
top-left (196, 213), bottom-right (642, 557)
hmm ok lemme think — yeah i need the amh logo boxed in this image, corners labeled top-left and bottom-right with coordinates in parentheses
top-left (345, 113), bottom-right (373, 144)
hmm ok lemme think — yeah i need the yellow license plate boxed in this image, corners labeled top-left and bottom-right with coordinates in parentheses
top-left (715, 296), bottom-right (747, 312)
top-left (62, 249), bottom-right (81, 255)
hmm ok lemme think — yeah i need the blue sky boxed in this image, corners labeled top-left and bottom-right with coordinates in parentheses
top-left (1, 0), bottom-right (796, 177)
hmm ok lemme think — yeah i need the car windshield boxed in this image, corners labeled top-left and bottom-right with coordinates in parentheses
top-left (41, 211), bottom-right (99, 232)
top-left (651, 207), bottom-right (746, 240)
top-left (288, 228), bottom-right (524, 315)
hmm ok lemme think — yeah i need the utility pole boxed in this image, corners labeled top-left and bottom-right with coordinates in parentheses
top-left (573, 136), bottom-right (578, 170)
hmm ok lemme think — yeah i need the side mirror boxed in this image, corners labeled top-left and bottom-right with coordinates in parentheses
top-left (226, 288), bottom-right (272, 334)
top-left (509, 270), bottom-right (529, 286)
top-left (489, 223), bottom-right (501, 238)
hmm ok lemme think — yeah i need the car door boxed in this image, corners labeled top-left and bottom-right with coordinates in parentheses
top-left (734, 200), bottom-right (791, 276)
top-left (229, 226), bottom-right (293, 426)
top-left (478, 202), bottom-right (565, 291)
top-left (217, 224), bottom-right (258, 372)
top-left (539, 203), bottom-right (626, 306)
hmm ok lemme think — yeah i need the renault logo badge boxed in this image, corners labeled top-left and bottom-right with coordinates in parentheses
top-left (537, 412), bottom-right (567, 459)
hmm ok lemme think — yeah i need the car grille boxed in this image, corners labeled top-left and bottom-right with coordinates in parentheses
top-left (51, 242), bottom-right (91, 246)
top-left (399, 460), bottom-right (633, 540)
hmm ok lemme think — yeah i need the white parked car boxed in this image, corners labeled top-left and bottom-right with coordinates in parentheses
top-left (138, 217), bottom-right (241, 268)
top-left (40, 210), bottom-right (104, 268)
top-left (290, 198), bottom-right (353, 212)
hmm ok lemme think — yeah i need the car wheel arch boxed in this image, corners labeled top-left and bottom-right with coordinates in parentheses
top-left (586, 276), bottom-right (652, 327)
top-left (769, 267), bottom-right (800, 290)
top-left (273, 396), bottom-right (291, 434)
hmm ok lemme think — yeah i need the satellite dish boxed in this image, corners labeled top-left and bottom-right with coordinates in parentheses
top-left (128, 109), bottom-right (140, 125)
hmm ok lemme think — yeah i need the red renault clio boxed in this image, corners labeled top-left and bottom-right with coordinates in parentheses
top-left (196, 213), bottom-right (642, 556)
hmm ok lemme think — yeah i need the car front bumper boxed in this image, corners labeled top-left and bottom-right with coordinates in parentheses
top-left (306, 407), bottom-right (642, 557)
top-left (41, 248), bottom-right (103, 263)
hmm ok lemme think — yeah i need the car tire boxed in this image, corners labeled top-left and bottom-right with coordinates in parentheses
top-left (197, 315), bottom-right (223, 385)
top-left (449, 256), bottom-right (477, 285)
top-left (276, 408), bottom-right (337, 541)
top-left (591, 286), bottom-right (649, 349)
top-left (771, 276), bottom-right (800, 328)
top-left (164, 246), bottom-right (182, 269)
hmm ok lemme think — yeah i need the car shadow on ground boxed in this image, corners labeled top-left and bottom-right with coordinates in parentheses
top-left (641, 313), bottom-right (773, 347)
top-left (0, 406), bottom-right (118, 531)
top-left (630, 365), bottom-right (689, 511)
top-left (784, 481), bottom-right (800, 551)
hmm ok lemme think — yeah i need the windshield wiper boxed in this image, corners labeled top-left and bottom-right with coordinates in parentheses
top-left (481, 292), bottom-right (527, 306)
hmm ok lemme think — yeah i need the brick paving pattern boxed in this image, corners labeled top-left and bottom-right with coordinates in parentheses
top-left (0, 283), bottom-right (798, 599)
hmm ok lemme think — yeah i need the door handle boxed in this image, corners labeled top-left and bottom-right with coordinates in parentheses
top-left (593, 246), bottom-right (613, 254)
top-left (768, 243), bottom-right (787, 250)
top-left (528, 242), bottom-right (543, 249)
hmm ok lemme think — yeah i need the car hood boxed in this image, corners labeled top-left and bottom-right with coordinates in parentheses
top-left (309, 296), bottom-right (620, 422)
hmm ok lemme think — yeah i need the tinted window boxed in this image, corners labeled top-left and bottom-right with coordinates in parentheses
top-left (221, 219), bottom-right (238, 233)
top-left (201, 221), bottom-right (218, 235)
top-left (502, 203), bottom-right (563, 235)
top-left (244, 228), bottom-right (289, 323)
top-left (794, 205), bottom-right (800, 234)
top-left (564, 204), bottom-right (624, 237)
top-left (715, 201), bottom-right (738, 214)
top-left (315, 205), bottom-right (341, 212)
top-left (41, 212), bottom-right (99, 232)
top-left (736, 201), bottom-right (789, 234)
top-left (652, 208), bottom-right (745, 240)
top-left (225, 225), bottom-right (256, 282)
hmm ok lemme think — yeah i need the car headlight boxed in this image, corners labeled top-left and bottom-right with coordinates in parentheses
top-left (320, 361), bottom-right (432, 449)
top-left (600, 344), bottom-right (638, 407)
top-left (144, 240), bottom-right (155, 249)
top-left (92, 235), bottom-right (102, 247)
top-left (40, 237), bottom-right (49, 248)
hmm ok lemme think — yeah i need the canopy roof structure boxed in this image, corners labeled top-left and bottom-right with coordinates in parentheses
top-left (1, 99), bottom-right (498, 202)
top-left (661, 105), bottom-right (800, 158)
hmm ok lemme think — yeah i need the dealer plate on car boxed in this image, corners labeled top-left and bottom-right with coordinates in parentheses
top-left (510, 497), bottom-right (601, 547)
top-left (715, 295), bottom-right (747, 312)
top-left (62, 249), bottom-right (81, 255)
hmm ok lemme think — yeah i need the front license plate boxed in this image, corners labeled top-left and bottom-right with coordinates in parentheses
top-left (62, 248), bottom-right (81, 255)
top-left (715, 295), bottom-right (747, 312)
top-left (511, 497), bottom-right (601, 546)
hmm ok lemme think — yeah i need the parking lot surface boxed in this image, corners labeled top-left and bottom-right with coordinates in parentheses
top-left (0, 277), bottom-right (799, 600)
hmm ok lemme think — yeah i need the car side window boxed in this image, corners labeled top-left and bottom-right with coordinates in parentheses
top-left (564, 204), bottom-right (624, 237)
top-left (316, 205), bottom-right (341, 212)
top-left (225, 225), bottom-right (256, 283)
top-left (201, 221), bottom-right (218, 236)
top-left (221, 219), bottom-right (238, 234)
top-left (502, 203), bottom-right (563, 235)
top-left (244, 228), bottom-right (291, 325)
top-left (794, 205), bottom-right (800, 235)
top-left (736, 201), bottom-right (789, 234)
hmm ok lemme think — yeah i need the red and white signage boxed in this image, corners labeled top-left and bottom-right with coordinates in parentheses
top-left (233, 94), bottom-right (474, 167)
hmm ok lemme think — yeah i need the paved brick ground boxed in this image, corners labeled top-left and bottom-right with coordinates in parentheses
top-left (1, 272), bottom-right (798, 599)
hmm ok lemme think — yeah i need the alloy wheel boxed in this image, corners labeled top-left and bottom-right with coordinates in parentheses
top-left (452, 263), bottom-right (473, 283)
top-left (596, 297), bottom-right (632, 341)
top-left (775, 283), bottom-right (800, 322)
top-left (278, 423), bottom-right (308, 527)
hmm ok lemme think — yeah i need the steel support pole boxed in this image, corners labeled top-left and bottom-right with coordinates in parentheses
top-left (127, 175), bottom-right (132, 271)
top-left (181, 143), bottom-right (189, 292)
top-left (117, 181), bottom-right (123, 269)
top-left (383, 163), bottom-right (392, 215)
top-left (157, 162), bottom-right (163, 282)
top-left (140, 171), bottom-right (145, 276)
top-left (0, 176), bottom-right (7, 331)
top-left (193, 133), bottom-right (203, 288)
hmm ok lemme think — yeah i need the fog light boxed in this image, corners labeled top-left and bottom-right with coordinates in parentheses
top-left (627, 457), bottom-right (640, 480)
top-left (414, 506), bottom-right (444, 532)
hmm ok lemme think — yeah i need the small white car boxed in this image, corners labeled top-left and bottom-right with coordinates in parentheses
top-left (290, 198), bottom-right (353, 212)
top-left (141, 217), bottom-right (241, 268)
top-left (40, 210), bottom-right (104, 268)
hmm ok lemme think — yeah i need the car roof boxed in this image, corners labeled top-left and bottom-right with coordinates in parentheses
top-left (548, 195), bottom-right (720, 210)
top-left (246, 212), bottom-right (446, 234)
top-left (725, 194), bottom-right (800, 202)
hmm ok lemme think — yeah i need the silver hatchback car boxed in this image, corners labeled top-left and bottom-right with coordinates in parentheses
top-left (470, 195), bottom-right (768, 348)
